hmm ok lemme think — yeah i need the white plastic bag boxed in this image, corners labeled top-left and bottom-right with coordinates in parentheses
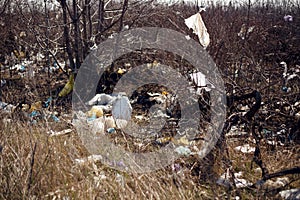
top-left (185, 13), bottom-right (210, 48)
top-left (112, 96), bottom-right (132, 129)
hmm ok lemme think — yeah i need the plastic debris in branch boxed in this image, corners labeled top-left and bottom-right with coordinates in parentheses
top-left (280, 61), bottom-right (300, 92)
top-left (189, 71), bottom-right (215, 93)
top-left (0, 101), bottom-right (15, 113)
top-left (43, 97), bottom-right (52, 108)
top-left (283, 15), bottom-right (293, 22)
top-left (1, 79), bottom-right (6, 87)
top-left (238, 24), bottom-right (255, 40)
top-left (184, 10), bottom-right (210, 49)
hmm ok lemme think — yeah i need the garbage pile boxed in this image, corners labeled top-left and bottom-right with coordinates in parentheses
top-left (0, 97), bottom-right (60, 124)
top-left (73, 93), bottom-right (132, 135)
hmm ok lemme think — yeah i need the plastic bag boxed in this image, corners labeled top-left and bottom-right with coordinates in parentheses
top-left (58, 74), bottom-right (74, 97)
top-left (185, 12), bottom-right (210, 48)
top-left (112, 96), bottom-right (132, 129)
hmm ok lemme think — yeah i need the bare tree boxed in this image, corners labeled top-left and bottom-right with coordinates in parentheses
top-left (59, 0), bottom-right (76, 71)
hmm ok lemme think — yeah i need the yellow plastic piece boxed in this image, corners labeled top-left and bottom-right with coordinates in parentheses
top-left (13, 50), bottom-right (25, 59)
top-left (172, 136), bottom-right (190, 146)
top-left (162, 91), bottom-right (168, 96)
top-left (87, 106), bottom-right (104, 118)
top-left (58, 74), bottom-right (74, 97)
top-left (156, 137), bottom-right (172, 144)
top-left (152, 60), bottom-right (159, 67)
top-left (29, 101), bottom-right (42, 112)
top-left (117, 68), bottom-right (125, 74)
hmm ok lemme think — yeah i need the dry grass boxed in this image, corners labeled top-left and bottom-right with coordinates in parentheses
top-left (0, 118), bottom-right (299, 199)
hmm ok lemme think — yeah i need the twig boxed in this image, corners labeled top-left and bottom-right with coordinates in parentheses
top-left (251, 123), bottom-right (269, 177)
top-left (27, 142), bottom-right (37, 194)
top-left (263, 167), bottom-right (300, 181)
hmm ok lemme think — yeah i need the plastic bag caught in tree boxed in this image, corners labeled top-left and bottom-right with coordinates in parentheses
top-left (184, 12), bottom-right (210, 49)
top-left (59, 74), bottom-right (74, 97)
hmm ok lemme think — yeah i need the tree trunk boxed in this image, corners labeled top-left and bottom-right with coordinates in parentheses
top-left (82, 0), bottom-right (89, 58)
top-left (60, 0), bottom-right (75, 72)
top-left (119, 0), bottom-right (128, 32)
top-left (98, 0), bottom-right (104, 32)
top-left (73, 0), bottom-right (81, 70)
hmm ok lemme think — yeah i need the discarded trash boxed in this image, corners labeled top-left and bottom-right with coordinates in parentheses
top-left (184, 12), bottom-right (210, 48)
top-left (282, 86), bottom-right (290, 92)
top-left (189, 71), bottom-right (214, 93)
top-left (112, 96), bottom-right (132, 129)
top-left (88, 117), bottom-right (105, 134)
top-left (105, 116), bottom-right (116, 129)
top-left (1, 79), bottom-right (6, 87)
top-left (75, 154), bottom-right (103, 164)
top-left (155, 137), bottom-right (172, 145)
top-left (185, 35), bottom-right (191, 40)
top-left (238, 24), bottom-right (255, 40)
top-left (283, 15), bottom-right (293, 22)
top-left (0, 101), bottom-right (15, 112)
top-left (51, 114), bottom-right (60, 122)
top-left (117, 68), bottom-right (126, 74)
top-left (151, 109), bottom-right (169, 119)
top-left (264, 177), bottom-right (289, 189)
top-left (115, 173), bottom-right (125, 188)
top-left (48, 129), bottom-right (72, 137)
top-left (20, 31), bottom-right (26, 37)
top-left (43, 97), bottom-right (52, 108)
top-left (279, 188), bottom-right (300, 199)
top-left (87, 106), bottom-right (104, 118)
top-left (58, 74), bottom-right (74, 97)
top-left (20, 65), bottom-right (25, 72)
top-left (171, 163), bottom-right (181, 172)
top-left (217, 170), bottom-right (252, 188)
top-left (107, 127), bottom-right (116, 134)
top-left (174, 146), bottom-right (192, 156)
top-left (173, 136), bottom-right (190, 146)
top-left (146, 60), bottom-right (159, 68)
top-left (29, 101), bottom-right (43, 113)
top-left (29, 110), bottom-right (39, 118)
top-left (134, 115), bottom-right (147, 121)
top-left (234, 144), bottom-right (255, 153)
top-left (190, 72), bottom-right (206, 87)
top-left (87, 93), bottom-right (117, 106)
